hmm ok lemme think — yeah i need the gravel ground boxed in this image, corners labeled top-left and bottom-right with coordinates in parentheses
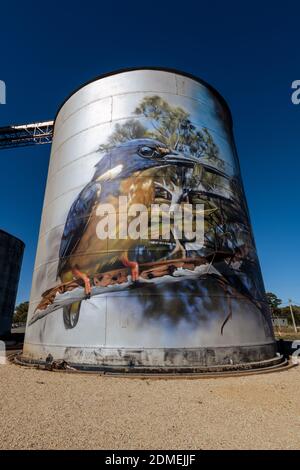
top-left (0, 362), bottom-right (299, 450)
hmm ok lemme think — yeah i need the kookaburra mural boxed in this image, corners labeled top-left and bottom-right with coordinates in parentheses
top-left (23, 69), bottom-right (276, 369)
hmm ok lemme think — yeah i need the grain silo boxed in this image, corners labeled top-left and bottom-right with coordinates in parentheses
top-left (22, 68), bottom-right (278, 372)
top-left (0, 229), bottom-right (24, 336)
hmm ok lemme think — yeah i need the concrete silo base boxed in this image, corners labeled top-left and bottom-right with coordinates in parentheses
top-left (17, 341), bottom-right (287, 375)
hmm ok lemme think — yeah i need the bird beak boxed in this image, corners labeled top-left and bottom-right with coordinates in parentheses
top-left (163, 149), bottom-right (199, 166)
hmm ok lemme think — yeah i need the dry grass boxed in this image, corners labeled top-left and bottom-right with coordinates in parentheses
top-left (274, 328), bottom-right (300, 341)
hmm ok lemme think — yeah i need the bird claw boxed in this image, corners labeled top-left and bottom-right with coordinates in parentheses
top-left (129, 280), bottom-right (144, 288)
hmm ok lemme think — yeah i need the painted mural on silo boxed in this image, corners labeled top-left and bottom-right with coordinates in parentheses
top-left (23, 69), bottom-right (275, 367)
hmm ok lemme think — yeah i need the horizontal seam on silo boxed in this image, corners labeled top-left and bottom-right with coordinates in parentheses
top-left (22, 341), bottom-right (276, 349)
top-left (44, 168), bottom-right (237, 207)
top-left (51, 119), bottom-right (234, 170)
top-left (57, 91), bottom-right (220, 128)
top-left (50, 120), bottom-right (112, 156)
top-left (42, 182), bottom-right (89, 211)
top-left (41, 176), bottom-right (239, 216)
top-left (49, 122), bottom-right (236, 179)
top-left (46, 149), bottom-right (98, 181)
top-left (27, 284), bottom-right (270, 303)
top-left (49, 126), bottom-right (237, 173)
top-left (54, 107), bottom-right (230, 150)
top-left (53, 93), bottom-right (230, 149)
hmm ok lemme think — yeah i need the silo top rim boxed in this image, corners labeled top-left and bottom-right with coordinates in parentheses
top-left (0, 229), bottom-right (25, 247)
top-left (54, 67), bottom-right (233, 127)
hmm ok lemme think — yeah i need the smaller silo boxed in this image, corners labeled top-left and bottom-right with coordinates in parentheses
top-left (0, 230), bottom-right (25, 336)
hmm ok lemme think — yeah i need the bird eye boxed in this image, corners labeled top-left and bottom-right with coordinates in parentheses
top-left (138, 146), bottom-right (156, 158)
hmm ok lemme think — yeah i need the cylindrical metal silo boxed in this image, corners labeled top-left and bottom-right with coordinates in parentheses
top-left (22, 68), bottom-right (277, 371)
top-left (0, 229), bottom-right (24, 336)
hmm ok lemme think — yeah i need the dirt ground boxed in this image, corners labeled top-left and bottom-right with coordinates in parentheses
top-left (0, 361), bottom-right (299, 450)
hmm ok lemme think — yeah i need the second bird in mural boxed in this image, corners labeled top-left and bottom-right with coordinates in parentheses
top-left (57, 138), bottom-right (199, 296)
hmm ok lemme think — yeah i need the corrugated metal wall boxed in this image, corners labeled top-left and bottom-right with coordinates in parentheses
top-left (0, 230), bottom-right (24, 336)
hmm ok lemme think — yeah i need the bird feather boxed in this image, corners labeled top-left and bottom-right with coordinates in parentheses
top-left (57, 180), bottom-right (101, 277)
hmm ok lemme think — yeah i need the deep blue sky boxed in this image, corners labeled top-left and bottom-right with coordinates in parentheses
top-left (0, 1), bottom-right (299, 306)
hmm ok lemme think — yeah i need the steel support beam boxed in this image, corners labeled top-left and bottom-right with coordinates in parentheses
top-left (0, 121), bottom-right (54, 149)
